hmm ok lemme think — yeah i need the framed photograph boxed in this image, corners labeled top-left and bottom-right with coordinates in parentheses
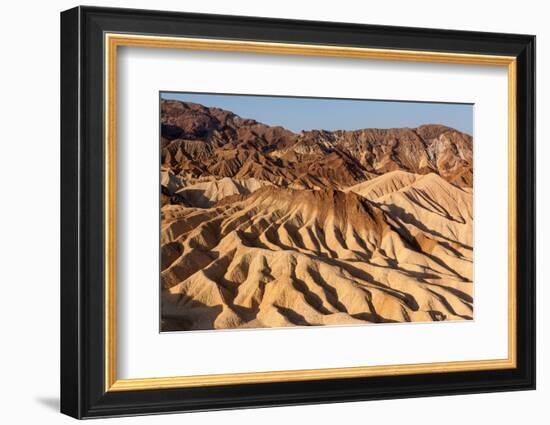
top-left (60, 6), bottom-right (535, 419)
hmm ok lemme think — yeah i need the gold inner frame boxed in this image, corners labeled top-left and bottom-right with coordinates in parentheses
top-left (104, 33), bottom-right (517, 392)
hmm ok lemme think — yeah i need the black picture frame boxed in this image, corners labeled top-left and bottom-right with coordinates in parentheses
top-left (61, 5), bottom-right (535, 419)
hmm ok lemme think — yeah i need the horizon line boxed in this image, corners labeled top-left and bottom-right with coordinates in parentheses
top-left (160, 91), bottom-right (474, 136)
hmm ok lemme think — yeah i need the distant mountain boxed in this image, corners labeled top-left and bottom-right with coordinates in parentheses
top-left (161, 99), bottom-right (473, 190)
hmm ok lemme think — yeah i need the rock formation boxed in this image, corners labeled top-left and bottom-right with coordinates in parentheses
top-left (159, 99), bottom-right (473, 331)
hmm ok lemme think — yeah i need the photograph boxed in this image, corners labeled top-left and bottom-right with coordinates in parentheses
top-left (159, 93), bottom-right (474, 331)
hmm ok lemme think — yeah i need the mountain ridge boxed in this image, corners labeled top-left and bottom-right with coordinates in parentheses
top-left (161, 99), bottom-right (473, 190)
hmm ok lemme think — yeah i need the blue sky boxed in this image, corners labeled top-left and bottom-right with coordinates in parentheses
top-left (161, 92), bottom-right (473, 135)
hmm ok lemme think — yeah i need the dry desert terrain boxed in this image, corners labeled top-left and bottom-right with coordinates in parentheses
top-left (159, 99), bottom-right (473, 331)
